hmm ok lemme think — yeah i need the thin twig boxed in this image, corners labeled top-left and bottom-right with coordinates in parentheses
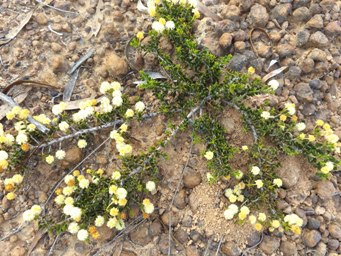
top-left (0, 223), bottom-right (26, 242)
top-left (0, 91), bottom-right (49, 133)
top-left (215, 235), bottom-right (224, 256)
top-left (47, 233), bottom-right (63, 256)
top-left (47, 24), bottom-right (63, 36)
top-left (68, 48), bottom-right (95, 75)
top-left (35, 0), bottom-right (78, 15)
top-left (36, 113), bottom-right (158, 149)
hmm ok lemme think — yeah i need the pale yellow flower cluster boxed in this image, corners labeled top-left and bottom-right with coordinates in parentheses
top-left (320, 161), bottom-right (334, 174)
top-left (6, 106), bottom-right (30, 121)
top-left (224, 182), bottom-right (245, 203)
top-left (23, 204), bottom-right (42, 222)
top-left (284, 213), bottom-right (303, 235)
top-left (204, 150), bottom-right (213, 160)
top-left (248, 212), bottom-right (267, 232)
top-left (284, 103), bottom-right (296, 115)
top-left (3, 174), bottom-right (24, 200)
top-left (143, 198), bottom-right (155, 214)
top-left (110, 124), bottom-right (133, 157)
top-left (317, 120), bottom-right (340, 147)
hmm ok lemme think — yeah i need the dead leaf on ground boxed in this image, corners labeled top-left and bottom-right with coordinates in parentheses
top-left (137, 0), bottom-right (148, 13)
top-left (0, 10), bottom-right (34, 46)
top-left (86, 0), bottom-right (104, 39)
top-left (262, 66), bottom-right (288, 83)
top-left (197, 3), bottom-right (222, 22)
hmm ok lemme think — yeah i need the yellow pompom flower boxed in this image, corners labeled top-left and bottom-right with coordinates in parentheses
top-left (109, 185), bottom-right (118, 195)
top-left (110, 208), bottom-right (119, 216)
top-left (6, 111), bottom-right (16, 120)
top-left (320, 166), bottom-right (330, 174)
top-left (248, 66), bottom-right (255, 74)
top-left (193, 9), bottom-right (200, 19)
top-left (73, 170), bottom-right (80, 177)
top-left (249, 215), bottom-right (257, 225)
top-left (119, 123), bottom-right (128, 133)
top-left (241, 145), bottom-right (248, 151)
top-left (315, 119), bottom-right (324, 126)
top-left (5, 184), bottom-right (14, 192)
top-left (255, 179), bottom-right (263, 188)
top-left (148, 5), bottom-right (156, 17)
top-left (258, 212), bottom-right (266, 222)
top-left (298, 133), bottom-right (305, 140)
top-left (45, 155), bottom-right (54, 164)
top-left (118, 198), bottom-right (127, 206)
top-left (291, 115), bottom-right (298, 122)
top-left (271, 220), bottom-right (281, 228)
top-left (125, 109), bottom-right (134, 118)
top-left (136, 31), bottom-right (144, 41)
top-left (96, 169), bottom-right (104, 176)
top-left (6, 192), bottom-right (16, 200)
top-left (55, 188), bottom-right (62, 195)
top-left (19, 109), bottom-right (30, 119)
top-left (254, 222), bottom-right (263, 231)
top-left (323, 123), bottom-right (331, 130)
top-left (159, 18), bottom-right (166, 25)
top-left (0, 159), bottom-right (9, 170)
top-left (308, 135), bottom-right (315, 142)
top-left (291, 225), bottom-right (301, 235)
top-left (77, 175), bottom-right (85, 181)
top-left (238, 212), bottom-right (247, 220)
top-left (204, 151), bottom-right (214, 160)
top-left (279, 115), bottom-right (287, 121)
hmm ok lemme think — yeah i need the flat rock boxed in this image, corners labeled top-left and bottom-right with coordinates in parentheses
top-left (325, 21), bottom-right (341, 36)
top-left (260, 236), bottom-right (280, 254)
top-left (221, 5), bottom-right (241, 21)
top-left (294, 82), bottom-right (314, 102)
top-left (247, 4), bottom-right (269, 27)
top-left (296, 29), bottom-right (310, 47)
top-left (62, 146), bottom-right (82, 167)
top-left (307, 48), bottom-right (327, 62)
top-left (277, 157), bottom-right (301, 188)
top-left (280, 241), bottom-right (298, 256)
top-left (247, 231), bottom-right (261, 247)
top-left (221, 241), bottom-right (241, 256)
top-left (292, 6), bottom-right (311, 22)
top-left (183, 169), bottom-right (202, 188)
top-left (173, 189), bottom-right (187, 209)
top-left (328, 223), bottom-right (341, 239)
top-left (276, 44), bottom-right (295, 58)
top-left (303, 230), bottom-right (322, 248)
top-left (305, 14), bottom-right (324, 28)
top-left (129, 223), bottom-right (152, 245)
top-left (309, 31), bottom-right (329, 48)
top-left (316, 181), bottom-right (336, 200)
top-left (271, 4), bottom-right (292, 24)
top-left (219, 33), bottom-right (233, 49)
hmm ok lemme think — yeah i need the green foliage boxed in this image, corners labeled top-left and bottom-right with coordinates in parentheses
top-left (192, 115), bottom-right (237, 180)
